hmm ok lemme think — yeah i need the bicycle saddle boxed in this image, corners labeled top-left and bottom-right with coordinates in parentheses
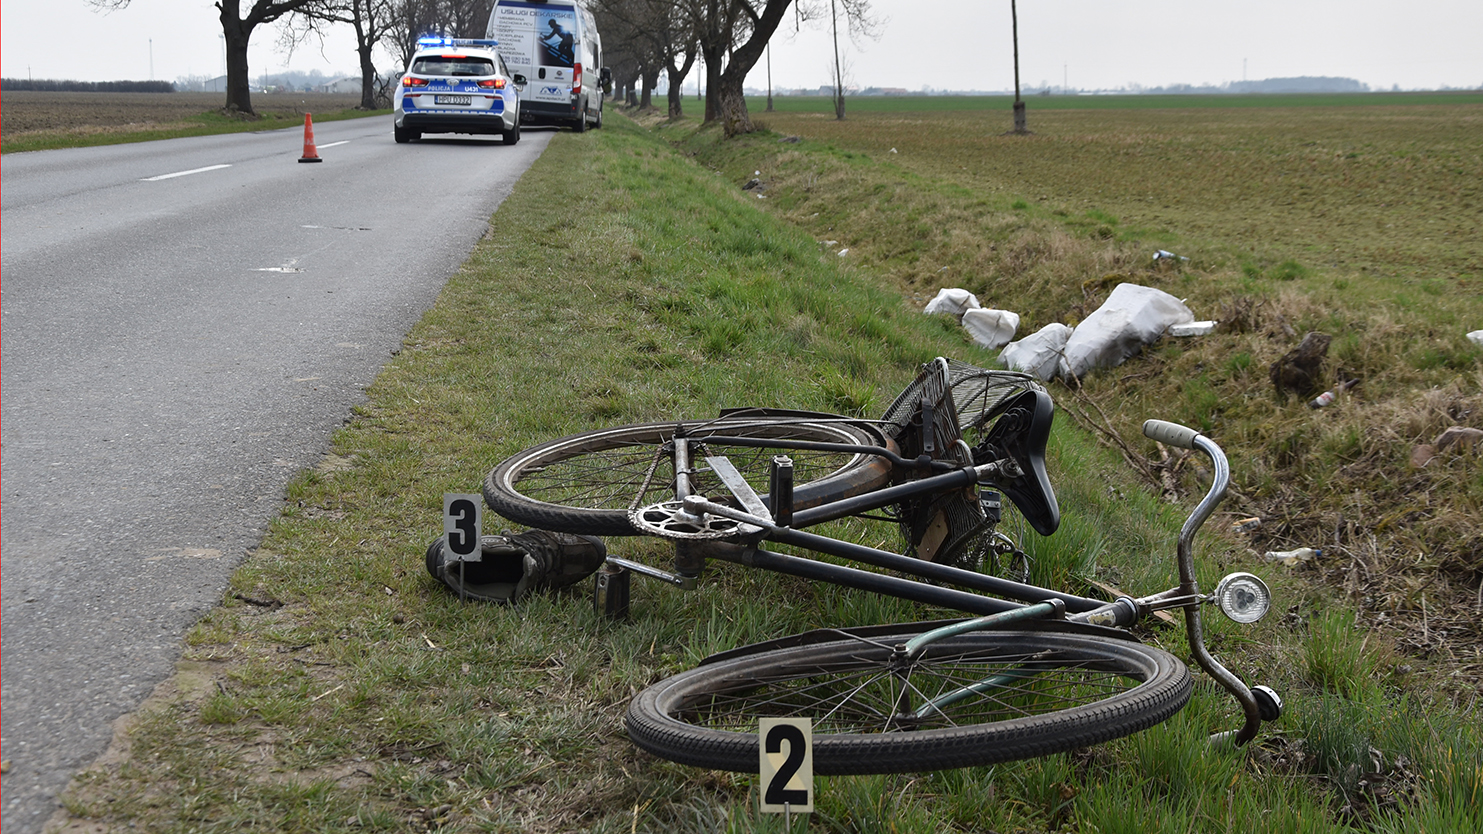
top-left (973, 389), bottom-right (1060, 536)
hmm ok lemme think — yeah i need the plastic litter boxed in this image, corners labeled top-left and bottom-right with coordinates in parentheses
top-left (923, 288), bottom-right (981, 317)
top-left (999, 323), bottom-right (1072, 381)
top-left (1468, 330), bottom-right (1483, 347)
top-left (1263, 547), bottom-right (1320, 567)
top-left (1231, 517), bottom-right (1262, 534)
top-left (962, 308), bottom-right (1021, 350)
top-left (1169, 321), bottom-right (1217, 337)
top-left (1060, 284), bottom-right (1194, 380)
top-left (1152, 249), bottom-right (1189, 263)
top-left (1310, 378), bottom-right (1360, 409)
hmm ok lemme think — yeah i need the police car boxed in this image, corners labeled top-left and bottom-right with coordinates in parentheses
top-left (394, 37), bottom-right (524, 144)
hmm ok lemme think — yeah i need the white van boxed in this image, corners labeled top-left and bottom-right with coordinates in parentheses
top-left (486, 0), bottom-right (610, 131)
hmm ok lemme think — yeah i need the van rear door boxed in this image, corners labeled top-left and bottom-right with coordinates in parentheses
top-left (489, 0), bottom-right (579, 107)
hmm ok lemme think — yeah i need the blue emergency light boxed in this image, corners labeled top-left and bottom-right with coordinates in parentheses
top-left (417, 36), bottom-right (499, 49)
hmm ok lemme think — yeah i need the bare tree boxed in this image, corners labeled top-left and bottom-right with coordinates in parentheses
top-left (91, 0), bottom-right (340, 115)
top-left (685, 0), bottom-right (872, 136)
top-left (594, 0), bottom-right (698, 118)
top-left (385, 0), bottom-right (493, 71)
top-left (280, 0), bottom-right (396, 108)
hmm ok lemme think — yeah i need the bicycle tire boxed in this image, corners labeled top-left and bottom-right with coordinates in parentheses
top-left (626, 629), bottom-right (1191, 775)
top-left (484, 417), bottom-right (894, 536)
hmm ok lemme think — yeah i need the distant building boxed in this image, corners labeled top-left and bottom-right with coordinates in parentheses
top-left (321, 77), bottom-right (362, 95)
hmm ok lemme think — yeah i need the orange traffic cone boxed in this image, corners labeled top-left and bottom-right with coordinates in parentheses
top-left (298, 113), bottom-right (322, 163)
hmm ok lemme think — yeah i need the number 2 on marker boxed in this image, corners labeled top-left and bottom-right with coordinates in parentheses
top-left (759, 717), bottom-right (813, 813)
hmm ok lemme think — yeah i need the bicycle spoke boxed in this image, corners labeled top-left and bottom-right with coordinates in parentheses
top-left (674, 645), bottom-right (1145, 736)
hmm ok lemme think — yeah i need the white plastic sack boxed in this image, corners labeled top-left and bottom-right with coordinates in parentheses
top-left (923, 287), bottom-right (981, 317)
top-left (999, 323), bottom-right (1073, 381)
top-left (1060, 284), bottom-right (1193, 380)
top-left (962, 308), bottom-right (1021, 350)
top-left (1468, 330), bottom-right (1483, 348)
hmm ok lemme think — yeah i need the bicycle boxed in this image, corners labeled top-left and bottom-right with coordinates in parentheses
top-left (475, 358), bottom-right (1282, 774)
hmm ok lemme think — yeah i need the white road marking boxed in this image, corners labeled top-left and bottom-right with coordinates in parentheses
top-left (318, 141), bottom-right (349, 149)
top-left (140, 164), bottom-right (231, 181)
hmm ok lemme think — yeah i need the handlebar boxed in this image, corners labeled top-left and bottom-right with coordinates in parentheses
top-left (1141, 419), bottom-right (1266, 746)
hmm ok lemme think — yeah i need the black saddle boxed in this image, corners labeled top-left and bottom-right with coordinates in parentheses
top-left (973, 389), bottom-right (1060, 536)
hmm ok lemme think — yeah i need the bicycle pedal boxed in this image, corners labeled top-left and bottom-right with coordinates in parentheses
top-left (594, 562), bottom-right (630, 620)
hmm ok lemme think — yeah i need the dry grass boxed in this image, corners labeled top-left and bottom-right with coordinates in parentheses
top-left (678, 97), bottom-right (1483, 682)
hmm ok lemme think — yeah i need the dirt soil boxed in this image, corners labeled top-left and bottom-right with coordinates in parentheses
top-left (2, 90), bottom-right (364, 134)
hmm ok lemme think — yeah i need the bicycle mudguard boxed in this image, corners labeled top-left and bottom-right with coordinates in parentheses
top-left (974, 389), bottom-right (1061, 536)
top-left (698, 617), bottom-right (1136, 666)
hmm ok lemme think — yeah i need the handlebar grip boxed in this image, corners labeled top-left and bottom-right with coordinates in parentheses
top-left (1143, 419), bottom-right (1199, 449)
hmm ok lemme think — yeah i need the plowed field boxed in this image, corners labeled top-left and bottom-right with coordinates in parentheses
top-left (3, 90), bottom-right (363, 135)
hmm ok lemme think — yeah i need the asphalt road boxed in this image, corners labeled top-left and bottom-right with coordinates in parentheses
top-left (1, 116), bottom-right (554, 832)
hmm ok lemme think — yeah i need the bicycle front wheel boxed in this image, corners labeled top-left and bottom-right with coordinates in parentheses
top-left (626, 629), bottom-right (1191, 775)
top-left (485, 417), bottom-right (893, 536)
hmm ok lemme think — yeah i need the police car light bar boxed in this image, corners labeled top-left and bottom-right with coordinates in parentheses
top-left (417, 36), bottom-right (499, 49)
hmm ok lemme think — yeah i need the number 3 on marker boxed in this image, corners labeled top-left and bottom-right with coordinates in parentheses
top-left (443, 494), bottom-right (482, 563)
top-left (759, 717), bottom-right (813, 813)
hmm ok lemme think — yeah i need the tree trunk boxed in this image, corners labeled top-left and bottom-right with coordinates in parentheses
top-left (640, 67), bottom-right (659, 109)
top-left (358, 44), bottom-right (377, 109)
top-left (352, 0), bottom-right (377, 110)
top-left (716, 79), bottom-right (750, 135)
top-left (714, 0), bottom-right (794, 136)
top-left (665, 51), bottom-right (694, 119)
top-left (225, 32), bottom-right (255, 114)
top-left (702, 45), bottom-right (722, 123)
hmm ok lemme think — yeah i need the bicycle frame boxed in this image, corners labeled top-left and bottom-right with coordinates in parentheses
top-left (609, 416), bottom-right (1278, 746)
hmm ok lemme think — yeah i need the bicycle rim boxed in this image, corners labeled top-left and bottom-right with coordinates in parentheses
top-left (484, 418), bottom-right (893, 536)
top-left (626, 629), bottom-right (1191, 774)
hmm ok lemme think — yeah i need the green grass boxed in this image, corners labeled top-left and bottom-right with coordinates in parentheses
top-left (56, 106), bottom-right (1483, 832)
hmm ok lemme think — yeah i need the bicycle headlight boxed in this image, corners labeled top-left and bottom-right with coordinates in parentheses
top-left (1211, 572), bottom-right (1271, 624)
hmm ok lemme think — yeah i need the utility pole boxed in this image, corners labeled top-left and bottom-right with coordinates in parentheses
top-left (150, 39), bottom-right (154, 80)
top-left (830, 0), bottom-right (845, 119)
top-left (1011, 0), bottom-right (1027, 132)
top-left (766, 44), bottom-right (774, 112)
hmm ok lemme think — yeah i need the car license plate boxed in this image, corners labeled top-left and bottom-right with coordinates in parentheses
top-left (435, 95), bottom-right (471, 105)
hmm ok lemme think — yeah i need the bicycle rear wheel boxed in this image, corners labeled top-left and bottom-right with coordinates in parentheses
top-left (484, 417), bottom-right (893, 536)
top-left (626, 628), bottom-right (1190, 775)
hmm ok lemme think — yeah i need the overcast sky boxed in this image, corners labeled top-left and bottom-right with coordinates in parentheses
top-left (4, 1), bottom-right (1481, 92)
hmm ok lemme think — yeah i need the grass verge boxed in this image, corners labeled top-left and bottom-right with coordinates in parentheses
top-left (55, 109), bottom-right (1482, 833)
top-left (669, 97), bottom-right (1483, 664)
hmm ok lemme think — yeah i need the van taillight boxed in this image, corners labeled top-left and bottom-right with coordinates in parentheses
top-left (573, 63), bottom-right (582, 95)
